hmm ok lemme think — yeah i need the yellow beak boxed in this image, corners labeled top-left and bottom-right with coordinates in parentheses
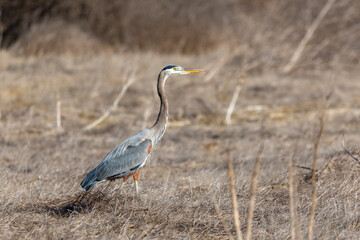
top-left (183, 68), bottom-right (205, 73)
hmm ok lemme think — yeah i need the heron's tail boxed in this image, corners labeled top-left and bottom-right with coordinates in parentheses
top-left (80, 169), bottom-right (99, 191)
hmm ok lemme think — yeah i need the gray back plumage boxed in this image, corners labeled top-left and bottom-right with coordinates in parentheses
top-left (81, 139), bottom-right (152, 191)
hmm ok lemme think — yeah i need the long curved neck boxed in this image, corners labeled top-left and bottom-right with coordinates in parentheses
top-left (151, 72), bottom-right (168, 143)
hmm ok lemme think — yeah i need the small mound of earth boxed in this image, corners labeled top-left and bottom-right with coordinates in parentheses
top-left (11, 19), bottom-right (110, 57)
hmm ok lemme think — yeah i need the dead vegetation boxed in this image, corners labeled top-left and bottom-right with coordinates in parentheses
top-left (1, 49), bottom-right (359, 239)
top-left (2, 0), bottom-right (360, 72)
top-left (0, 0), bottom-right (360, 239)
top-left (10, 19), bottom-right (110, 57)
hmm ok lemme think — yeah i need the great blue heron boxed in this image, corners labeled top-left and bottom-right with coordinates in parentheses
top-left (81, 65), bottom-right (204, 194)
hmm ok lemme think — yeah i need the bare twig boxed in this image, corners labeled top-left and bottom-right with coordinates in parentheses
top-left (288, 153), bottom-right (296, 240)
top-left (283, 0), bottom-right (336, 73)
top-left (342, 134), bottom-right (360, 164)
top-left (204, 48), bottom-right (242, 82)
top-left (227, 149), bottom-right (243, 240)
top-left (245, 144), bottom-right (264, 240)
top-left (83, 69), bottom-right (136, 131)
top-left (56, 93), bottom-right (62, 131)
top-left (295, 165), bottom-right (318, 172)
top-left (288, 151), bottom-right (302, 240)
top-left (308, 109), bottom-right (326, 240)
top-left (213, 194), bottom-right (234, 240)
top-left (226, 84), bottom-right (242, 126)
top-left (204, 56), bottom-right (228, 82)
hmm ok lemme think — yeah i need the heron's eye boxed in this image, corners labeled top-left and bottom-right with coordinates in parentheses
top-left (173, 67), bottom-right (176, 71)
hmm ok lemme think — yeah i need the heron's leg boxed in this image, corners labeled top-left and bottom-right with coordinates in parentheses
top-left (133, 171), bottom-right (140, 196)
top-left (121, 173), bottom-right (133, 189)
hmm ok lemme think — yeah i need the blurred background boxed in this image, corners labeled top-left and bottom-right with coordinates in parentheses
top-left (1, 1), bottom-right (360, 239)
top-left (2, 0), bottom-right (359, 72)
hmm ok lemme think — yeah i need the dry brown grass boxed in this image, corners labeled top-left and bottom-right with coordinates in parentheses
top-left (0, 1), bottom-right (360, 239)
top-left (0, 49), bottom-right (359, 239)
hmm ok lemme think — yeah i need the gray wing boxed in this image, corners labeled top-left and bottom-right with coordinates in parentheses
top-left (97, 139), bottom-right (152, 179)
top-left (81, 137), bottom-right (152, 191)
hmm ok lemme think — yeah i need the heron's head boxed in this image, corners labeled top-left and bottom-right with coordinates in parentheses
top-left (161, 65), bottom-right (204, 76)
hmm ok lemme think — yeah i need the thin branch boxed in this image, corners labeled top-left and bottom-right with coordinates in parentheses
top-left (288, 151), bottom-right (303, 240)
top-left (245, 144), bottom-right (264, 240)
top-left (204, 48), bottom-right (242, 82)
top-left (204, 57), bottom-right (228, 82)
top-left (227, 149), bottom-right (243, 240)
top-left (56, 93), bottom-right (63, 132)
top-left (308, 110), bottom-right (326, 240)
top-left (83, 69), bottom-right (136, 131)
top-left (213, 194), bottom-right (234, 240)
top-left (226, 85), bottom-right (242, 126)
top-left (295, 165), bottom-right (318, 172)
top-left (283, 0), bottom-right (336, 73)
top-left (289, 152), bottom-right (296, 240)
top-left (342, 135), bottom-right (360, 164)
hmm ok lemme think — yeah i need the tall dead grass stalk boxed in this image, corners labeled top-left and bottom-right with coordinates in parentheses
top-left (83, 69), bottom-right (136, 131)
top-left (308, 100), bottom-right (327, 240)
top-left (56, 93), bottom-right (62, 131)
top-left (283, 0), bottom-right (336, 73)
top-left (245, 144), bottom-right (264, 240)
top-left (204, 48), bottom-right (242, 82)
top-left (227, 149), bottom-right (243, 240)
top-left (213, 194), bottom-right (234, 240)
top-left (288, 150), bottom-right (302, 240)
top-left (225, 84), bottom-right (242, 126)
